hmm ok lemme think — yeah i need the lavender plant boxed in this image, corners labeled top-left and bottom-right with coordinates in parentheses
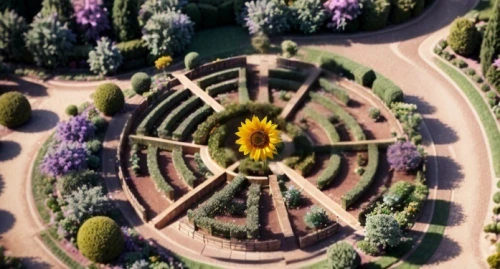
top-left (142, 10), bottom-right (194, 57)
top-left (290, 0), bottom-right (327, 34)
top-left (324, 0), bottom-right (363, 30)
top-left (41, 141), bottom-right (89, 177)
top-left (244, 0), bottom-right (290, 36)
top-left (387, 141), bottom-right (422, 171)
top-left (88, 36), bottom-right (123, 76)
top-left (55, 114), bottom-right (95, 143)
top-left (138, 0), bottom-right (187, 26)
top-left (75, 0), bottom-right (110, 42)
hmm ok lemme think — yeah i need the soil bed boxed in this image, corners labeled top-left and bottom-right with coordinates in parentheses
top-left (158, 150), bottom-right (191, 199)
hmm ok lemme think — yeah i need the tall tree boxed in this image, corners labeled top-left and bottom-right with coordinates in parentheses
top-left (481, 0), bottom-right (500, 76)
top-left (113, 0), bottom-right (140, 42)
top-left (40, 0), bottom-right (74, 26)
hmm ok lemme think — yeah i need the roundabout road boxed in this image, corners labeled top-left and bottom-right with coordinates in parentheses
top-left (0, 0), bottom-right (494, 267)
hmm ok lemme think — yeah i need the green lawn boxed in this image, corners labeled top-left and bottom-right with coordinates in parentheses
top-left (31, 135), bottom-right (54, 224)
top-left (187, 26), bottom-right (254, 60)
top-left (435, 58), bottom-right (500, 177)
top-left (468, 0), bottom-right (495, 21)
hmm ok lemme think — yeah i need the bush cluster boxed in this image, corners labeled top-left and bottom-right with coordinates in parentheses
top-left (88, 37), bottom-right (123, 76)
top-left (327, 241), bottom-right (360, 269)
top-left (284, 185), bottom-right (302, 208)
top-left (208, 125), bottom-right (236, 168)
top-left (0, 91), bottom-right (31, 128)
top-left (448, 18), bottom-right (481, 56)
top-left (304, 205), bottom-right (330, 229)
top-left (206, 79), bottom-right (239, 96)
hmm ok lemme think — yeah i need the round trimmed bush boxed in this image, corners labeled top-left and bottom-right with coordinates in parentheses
top-left (447, 18), bottom-right (481, 56)
top-left (184, 52), bottom-right (201, 70)
top-left (65, 105), bottom-right (78, 116)
top-left (93, 83), bottom-right (124, 116)
top-left (327, 241), bottom-right (360, 269)
top-left (0, 91), bottom-right (31, 128)
top-left (281, 40), bottom-right (298, 58)
top-left (77, 216), bottom-right (124, 263)
top-left (131, 72), bottom-right (151, 94)
top-left (494, 192), bottom-right (500, 204)
top-left (91, 116), bottom-right (107, 132)
top-left (57, 170), bottom-right (101, 196)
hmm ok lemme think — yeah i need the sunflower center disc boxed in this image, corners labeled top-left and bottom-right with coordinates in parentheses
top-left (250, 130), bottom-right (269, 148)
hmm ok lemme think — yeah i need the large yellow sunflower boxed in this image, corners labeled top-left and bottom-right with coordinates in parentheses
top-left (236, 116), bottom-right (281, 161)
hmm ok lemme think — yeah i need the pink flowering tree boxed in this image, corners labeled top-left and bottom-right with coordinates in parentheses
top-left (324, 0), bottom-right (362, 30)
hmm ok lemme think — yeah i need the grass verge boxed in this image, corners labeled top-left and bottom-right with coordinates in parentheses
top-left (435, 58), bottom-right (500, 177)
top-left (39, 232), bottom-right (85, 269)
top-left (31, 134), bottom-right (54, 223)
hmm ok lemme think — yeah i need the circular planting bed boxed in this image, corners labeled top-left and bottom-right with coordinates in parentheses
top-left (113, 55), bottom-right (429, 267)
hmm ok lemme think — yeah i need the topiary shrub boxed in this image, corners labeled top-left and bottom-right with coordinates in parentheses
top-left (487, 66), bottom-right (500, 92)
top-left (24, 13), bottom-right (76, 68)
top-left (91, 116), bottom-right (107, 132)
top-left (447, 18), bottom-right (481, 56)
top-left (360, 0), bottom-right (390, 31)
top-left (57, 169), bottom-right (101, 196)
top-left (365, 214), bottom-right (402, 249)
top-left (251, 33), bottom-right (270, 54)
top-left (88, 37), bottom-right (123, 76)
top-left (290, 0), bottom-right (327, 34)
top-left (0, 9), bottom-right (28, 61)
top-left (244, 0), bottom-right (290, 35)
top-left (326, 241), bottom-right (361, 269)
top-left (281, 40), bottom-right (298, 58)
top-left (112, 0), bottom-right (140, 42)
top-left (65, 105), bottom-right (78, 116)
top-left (184, 52), bottom-right (201, 70)
top-left (494, 191), bottom-right (500, 204)
top-left (480, 0), bottom-right (500, 76)
top-left (0, 91), bottom-right (31, 128)
top-left (76, 216), bottom-right (124, 263)
top-left (142, 10), bottom-right (194, 57)
top-left (131, 72), bottom-right (151, 94)
top-left (93, 83), bottom-right (125, 116)
top-left (87, 155), bottom-right (100, 169)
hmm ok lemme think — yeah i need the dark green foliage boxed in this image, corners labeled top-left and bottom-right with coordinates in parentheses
top-left (173, 105), bottom-right (213, 141)
top-left (447, 18), bottom-right (481, 56)
top-left (218, 0), bottom-right (235, 25)
top-left (484, 222), bottom-right (500, 233)
top-left (185, 3), bottom-right (202, 29)
top-left (246, 184), bottom-right (260, 238)
top-left (281, 40), bottom-right (298, 58)
top-left (91, 116), bottom-right (107, 132)
top-left (198, 68), bottom-right (239, 89)
top-left (494, 205), bottom-right (500, 215)
top-left (233, 0), bottom-right (247, 24)
top-left (112, 0), bottom-right (140, 42)
top-left (295, 152), bottom-right (315, 177)
top-left (40, 0), bottom-right (73, 25)
top-left (172, 147), bottom-right (197, 187)
top-left (206, 79), bottom-right (238, 96)
top-left (87, 155), bottom-right (100, 169)
top-left (358, 240), bottom-right (380, 256)
top-left (440, 50), bottom-right (454, 61)
top-left (86, 139), bottom-right (102, 154)
top-left (327, 241), bottom-right (361, 269)
top-left (185, 52), bottom-right (201, 70)
top-left (317, 154), bottom-right (342, 190)
top-left (465, 67), bottom-right (476, 76)
top-left (284, 186), bottom-right (302, 208)
top-left (65, 105), bottom-right (78, 116)
top-left (157, 96), bottom-right (201, 138)
top-left (494, 191), bottom-right (500, 203)
top-left (341, 145), bottom-right (379, 209)
top-left (487, 67), bottom-right (500, 92)
top-left (269, 68), bottom-right (307, 82)
top-left (389, 0), bottom-right (414, 24)
top-left (269, 78), bottom-right (302, 91)
top-left (0, 9), bottom-right (29, 61)
top-left (93, 83), bottom-right (124, 116)
top-left (0, 0), bottom-right (42, 23)
top-left (372, 76), bottom-right (404, 105)
top-left (57, 170), bottom-right (101, 196)
top-left (208, 125), bottom-right (236, 167)
top-left (147, 146), bottom-right (174, 199)
top-left (480, 0), bottom-right (500, 75)
top-left (0, 245), bottom-right (22, 269)
top-left (76, 216), bottom-right (124, 263)
top-left (0, 91), bottom-right (31, 128)
top-left (354, 66), bottom-right (376, 87)
top-left (481, 84), bottom-right (491, 92)
top-left (451, 58), bottom-right (468, 68)
top-left (318, 78), bottom-right (350, 104)
top-left (365, 214), bottom-right (401, 249)
top-left (251, 33), bottom-right (270, 54)
top-left (473, 74), bottom-right (484, 83)
top-left (197, 3), bottom-right (218, 28)
top-left (131, 72), bottom-right (151, 94)
top-left (360, 0), bottom-right (391, 31)
top-left (412, 0), bottom-right (425, 16)
top-left (304, 108), bottom-right (340, 143)
top-left (116, 39), bottom-right (149, 60)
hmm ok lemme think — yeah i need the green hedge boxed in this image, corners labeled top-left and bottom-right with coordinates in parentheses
top-left (295, 152), bottom-right (316, 177)
top-left (208, 125), bottom-right (234, 168)
top-left (269, 68), bottom-right (308, 82)
top-left (268, 77), bottom-right (302, 91)
top-left (316, 154), bottom-right (342, 190)
top-left (147, 146), bottom-right (174, 200)
top-left (136, 90), bottom-right (189, 135)
top-left (310, 92), bottom-right (366, 141)
top-left (341, 144), bottom-right (379, 209)
top-left (304, 107), bottom-right (340, 143)
top-left (172, 105), bottom-right (213, 141)
top-left (246, 184), bottom-right (261, 239)
top-left (319, 55), bottom-right (361, 80)
top-left (157, 96), bottom-right (201, 138)
top-left (353, 66), bottom-right (376, 87)
top-left (197, 3), bottom-right (218, 28)
top-left (116, 39), bottom-right (149, 70)
top-left (206, 78), bottom-right (239, 96)
top-left (372, 76), bottom-right (404, 105)
top-left (238, 67), bottom-right (250, 103)
top-left (194, 103), bottom-right (282, 144)
top-left (172, 147), bottom-right (197, 187)
top-left (318, 77), bottom-right (350, 105)
top-left (197, 68), bottom-right (240, 89)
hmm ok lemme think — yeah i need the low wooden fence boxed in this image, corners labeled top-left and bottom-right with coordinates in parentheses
top-left (178, 222), bottom-right (281, 252)
top-left (298, 223), bottom-right (339, 249)
top-left (185, 57), bottom-right (247, 81)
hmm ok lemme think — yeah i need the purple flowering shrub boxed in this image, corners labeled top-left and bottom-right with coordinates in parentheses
top-left (387, 141), bottom-right (422, 172)
top-left (74, 0), bottom-right (110, 42)
top-left (41, 141), bottom-right (89, 177)
top-left (55, 114), bottom-right (95, 143)
top-left (324, 0), bottom-right (362, 30)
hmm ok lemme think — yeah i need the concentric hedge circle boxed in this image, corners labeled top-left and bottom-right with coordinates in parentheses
top-left (76, 216), bottom-right (124, 263)
top-left (93, 83), bottom-right (124, 116)
top-left (0, 91), bottom-right (31, 128)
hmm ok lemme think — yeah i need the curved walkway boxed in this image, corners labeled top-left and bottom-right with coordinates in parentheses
top-left (0, 0), bottom-right (493, 267)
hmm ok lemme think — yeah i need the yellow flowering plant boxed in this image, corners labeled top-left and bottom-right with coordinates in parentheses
top-left (236, 116), bottom-right (281, 161)
top-left (155, 56), bottom-right (173, 71)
